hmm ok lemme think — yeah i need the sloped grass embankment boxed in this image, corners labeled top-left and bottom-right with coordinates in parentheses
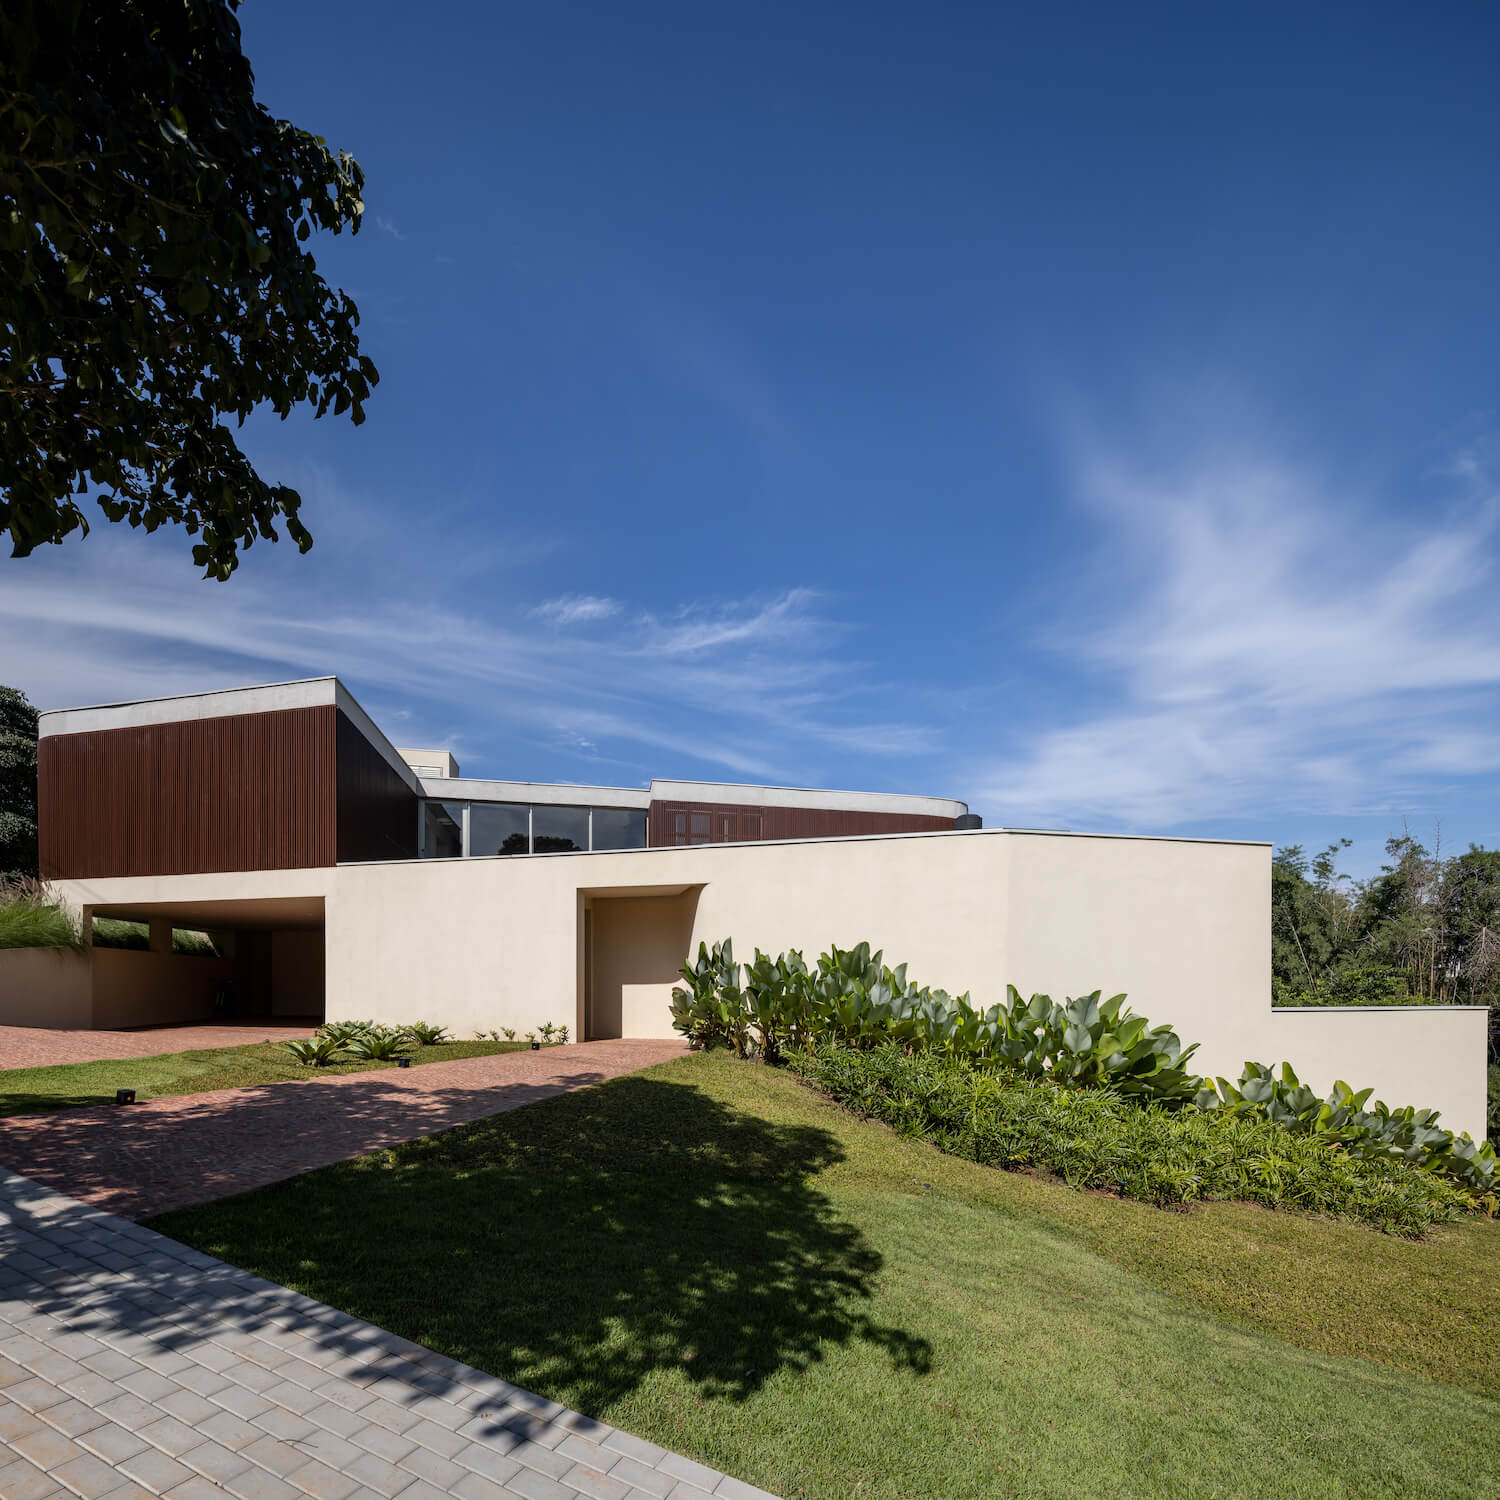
top-left (149, 1053), bottom-right (1500, 1500)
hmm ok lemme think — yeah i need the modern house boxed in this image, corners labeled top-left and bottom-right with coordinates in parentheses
top-left (34, 678), bottom-right (977, 873)
top-left (6, 677), bottom-right (1489, 1137)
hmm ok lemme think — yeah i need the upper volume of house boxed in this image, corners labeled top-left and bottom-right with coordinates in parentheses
top-left (36, 677), bottom-right (977, 880)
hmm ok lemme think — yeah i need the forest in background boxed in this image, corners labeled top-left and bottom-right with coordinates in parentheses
top-left (1272, 832), bottom-right (1500, 1012)
top-left (1274, 830), bottom-right (1500, 1133)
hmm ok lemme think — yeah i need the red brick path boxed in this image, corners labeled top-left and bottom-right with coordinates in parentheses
top-left (0, 1039), bottom-right (687, 1219)
top-left (0, 1020), bottom-right (319, 1071)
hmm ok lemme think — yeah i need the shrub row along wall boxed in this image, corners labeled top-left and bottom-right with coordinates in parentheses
top-left (670, 940), bottom-right (1496, 1195)
top-left (787, 1043), bottom-right (1471, 1236)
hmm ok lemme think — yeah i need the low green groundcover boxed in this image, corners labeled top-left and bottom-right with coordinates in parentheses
top-left (788, 1042), bottom-right (1473, 1236)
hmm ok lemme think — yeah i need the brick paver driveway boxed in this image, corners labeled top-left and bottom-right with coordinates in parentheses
top-left (0, 1040), bottom-right (686, 1219)
top-left (0, 1165), bottom-right (777, 1500)
top-left (0, 1023), bottom-right (319, 1072)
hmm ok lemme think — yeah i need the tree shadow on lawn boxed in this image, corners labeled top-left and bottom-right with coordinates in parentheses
top-left (150, 1071), bottom-right (934, 1411)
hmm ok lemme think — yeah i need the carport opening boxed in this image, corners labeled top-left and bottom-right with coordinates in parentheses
top-left (582, 885), bottom-right (702, 1041)
top-left (84, 896), bottom-right (325, 1031)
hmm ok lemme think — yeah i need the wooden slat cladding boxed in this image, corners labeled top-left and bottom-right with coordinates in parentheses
top-left (38, 707), bottom-right (337, 878)
top-left (649, 799), bottom-right (955, 847)
top-left (336, 711), bottom-right (418, 863)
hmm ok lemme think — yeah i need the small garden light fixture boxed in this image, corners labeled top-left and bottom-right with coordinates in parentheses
top-left (396, 1056), bottom-right (411, 1069)
top-left (115, 1088), bottom-right (136, 1105)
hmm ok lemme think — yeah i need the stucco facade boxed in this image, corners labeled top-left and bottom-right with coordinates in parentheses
top-left (49, 827), bottom-right (1490, 1139)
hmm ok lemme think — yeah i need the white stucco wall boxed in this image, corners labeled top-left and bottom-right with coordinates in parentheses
top-left (53, 829), bottom-right (1490, 1138)
top-left (0, 948), bottom-right (93, 1031)
top-left (1265, 1006), bottom-right (1489, 1139)
top-left (1002, 833), bottom-right (1273, 1085)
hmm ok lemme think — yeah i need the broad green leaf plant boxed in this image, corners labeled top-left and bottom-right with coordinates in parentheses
top-left (671, 939), bottom-right (1496, 1197)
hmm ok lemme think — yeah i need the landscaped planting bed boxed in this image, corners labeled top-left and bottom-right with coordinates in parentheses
top-left (670, 939), bottom-right (1496, 1206)
top-left (789, 1041), bottom-right (1471, 1235)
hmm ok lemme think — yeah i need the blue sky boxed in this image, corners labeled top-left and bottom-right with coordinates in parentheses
top-left (4, 0), bottom-right (1499, 876)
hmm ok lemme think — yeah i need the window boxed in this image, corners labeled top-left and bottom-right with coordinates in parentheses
top-left (422, 801), bottom-right (464, 859)
top-left (670, 809), bottom-right (713, 845)
top-left (421, 800), bottom-right (649, 855)
top-left (469, 802), bottom-right (530, 857)
top-left (592, 807), bottom-right (648, 851)
top-left (531, 805), bottom-right (589, 854)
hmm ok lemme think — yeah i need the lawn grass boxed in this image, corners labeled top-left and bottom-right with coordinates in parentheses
top-left (90, 917), bottom-right (219, 954)
top-left (0, 1039), bottom-right (532, 1117)
top-left (147, 1053), bottom-right (1500, 1500)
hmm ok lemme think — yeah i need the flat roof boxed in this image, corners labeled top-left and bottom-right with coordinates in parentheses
top-left (421, 776), bottom-right (653, 810)
top-left (40, 678), bottom-right (969, 818)
top-left (38, 677), bottom-right (420, 793)
top-left (419, 776), bottom-right (968, 817)
top-left (647, 778), bottom-right (967, 819)
top-left (337, 822), bottom-right (1273, 868)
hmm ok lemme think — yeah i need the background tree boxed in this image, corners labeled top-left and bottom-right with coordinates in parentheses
top-left (1438, 847), bottom-right (1500, 1006)
top-left (1270, 840), bottom-right (1355, 991)
top-left (0, 0), bottom-right (378, 579)
top-left (1272, 830), bottom-right (1500, 1129)
top-left (0, 686), bottom-right (39, 881)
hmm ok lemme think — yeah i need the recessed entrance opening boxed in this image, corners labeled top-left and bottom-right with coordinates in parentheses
top-left (581, 885), bottom-right (702, 1040)
top-left (84, 896), bottom-right (326, 1029)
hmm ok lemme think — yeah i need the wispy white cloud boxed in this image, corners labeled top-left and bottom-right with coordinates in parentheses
top-left (0, 539), bottom-right (936, 786)
top-left (637, 590), bottom-right (826, 656)
top-left (532, 594), bottom-right (621, 626)
top-left (967, 425), bottom-right (1500, 829)
top-left (374, 215), bottom-right (407, 241)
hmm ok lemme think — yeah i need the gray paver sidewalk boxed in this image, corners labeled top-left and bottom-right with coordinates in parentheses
top-left (0, 1168), bottom-right (777, 1500)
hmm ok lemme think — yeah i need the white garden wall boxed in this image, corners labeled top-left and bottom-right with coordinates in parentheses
top-left (53, 829), bottom-right (1491, 1138)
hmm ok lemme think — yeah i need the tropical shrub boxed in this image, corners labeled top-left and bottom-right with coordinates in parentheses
top-left (0, 877), bottom-right (82, 950)
top-left (673, 940), bottom-right (1201, 1102)
top-left (344, 1030), bottom-right (409, 1062)
top-left (675, 937), bottom-right (1495, 1195)
top-left (741, 946), bottom-right (809, 1062)
top-left (1201, 1062), bottom-right (1495, 1194)
top-left (318, 1019), bottom-right (375, 1046)
top-left (672, 940), bottom-right (749, 1054)
top-left (789, 1043), bottom-right (1472, 1236)
top-left (472, 1023), bottom-right (563, 1044)
top-left (406, 1021), bottom-right (449, 1046)
top-left (283, 1036), bottom-right (344, 1067)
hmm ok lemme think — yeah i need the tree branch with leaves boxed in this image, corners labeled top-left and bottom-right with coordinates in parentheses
top-left (0, 0), bottom-right (378, 578)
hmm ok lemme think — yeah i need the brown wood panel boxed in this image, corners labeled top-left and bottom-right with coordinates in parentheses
top-left (336, 710), bottom-right (418, 863)
top-left (649, 799), bottom-right (954, 847)
top-left (38, 707), bottom-right (337, 878)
